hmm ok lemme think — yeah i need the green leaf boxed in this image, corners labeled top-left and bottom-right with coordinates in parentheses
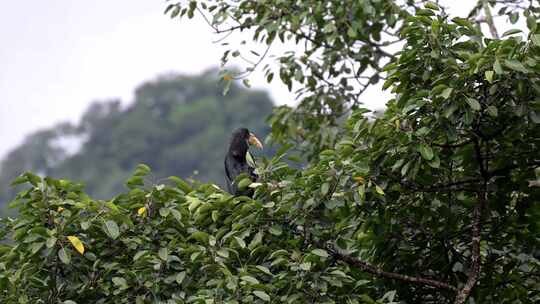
top-left (347, 27), bottom-right (357, 38)
top-left (255, 265), bottom-right (272, 276)
top-left (10, 175), bottom-right (28, 186)
top-left (133, 250), bottom-right (148, 261)
top-left (424, 2), bottom-right (439, 10)
top-left (81, 221), bottom-right (91, 230)
top-left (418, 144), bottom-right (434, 160)
top-left (428, 155), bottom-right (441, 168)
top-left (452, 17), bottom-right (473, 28)
top-left (126, 176), bottom-right (144, 189)
top-left (532, 34), bottom-right (540, 47)
top-left (30, 242), bottom-right (44, 255)
top-left (171, 209), bottom-right (182, 223)
top-left (493, 59), bottom-right (503, 74)
top-left (158, 247), bottom-right (168, 261)
top-left (237, 178), bottom-right (252, 190)
top-left (266, 72), bottom-right (274, 83)
top-left (440, 87), bottom-right (453, 99)
top-left (311, 249), bottom-right (329, 258)
top-left (249, 231), bottom-right (263, 249)
top-left (234, 236), bottom-right (246, 248)
top-left (269, 225), bottom-right (283, 236)
top-left (46, 237), bottom-right (57, 248)
top-left (58, 247), bottom-right (71, 264)
top-left (168, 176), bottom-right (192, 193)
top-left (217, 248), bottom-right (229, 258)
top-left (466, 97), bottom-right (481, 111)
top-left (502, 29), bottom-right (522, 37)
top-left (253, 290), bottom-right (271, 301)
top-left (300, 262), bottom-right (311, 271)
top-left (382, 290), bottom-right (397, 302)
top-left (103, 220), bottom-right (120, 240)
top-left (509, 12), bottom-right (519, 24)
top-left (176, 271), bottom-right (186, 285)
top-left (527, 15), bottom-right (537, 31)
top-left (321, 182), bottom-right (330, 195)
top-left (211, 210), bottom-right (219, 222)
top-left (112, 277), bottom-right (128, 289)
top-left (134, 164), bottom-right (151, 176)
top-left (504, 59), bottom-right (529, 73)
top-left (241, 275), bottom-right (260, 284)
top-left (487, 106), bottom-right (498, 117)
top-left (159, 207), bottom-right (170, 218)
top-left (443, 104), bottom-right (458, 118)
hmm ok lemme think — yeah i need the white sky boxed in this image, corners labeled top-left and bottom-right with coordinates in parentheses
top-left (0, 0), bottom-right (515, 159)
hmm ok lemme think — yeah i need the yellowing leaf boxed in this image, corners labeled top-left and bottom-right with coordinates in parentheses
top-left (57, 207), bottom-right (64, 212)
top-left (375, 185), bottom-right (385, 195)
top-left (67, 235), bottom-right (85, 255)
top-left (353, 176), bottom-right (365, 184)
top-left (137, 207), bottom-right (147, 216)
top-left (223, 74), bottom-right (233, 81)
top-left (485, 70), bottom-right (494, 83)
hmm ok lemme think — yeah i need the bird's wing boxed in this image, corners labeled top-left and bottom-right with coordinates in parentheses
top-left (224, 157), bottom-right (234, 193)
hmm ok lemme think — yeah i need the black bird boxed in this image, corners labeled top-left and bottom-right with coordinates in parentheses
top-left (224, 128), bottom-right (263, 196)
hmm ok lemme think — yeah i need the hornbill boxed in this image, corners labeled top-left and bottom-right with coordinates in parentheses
top-left (224, 128), bottom-right (263, 196)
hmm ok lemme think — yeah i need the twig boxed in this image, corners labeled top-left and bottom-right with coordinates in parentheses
top-left (481, 0), bottom-right (500, 39)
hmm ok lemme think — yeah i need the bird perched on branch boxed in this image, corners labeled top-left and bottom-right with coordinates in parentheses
top-left (224, 128), bottom-right (263, 196)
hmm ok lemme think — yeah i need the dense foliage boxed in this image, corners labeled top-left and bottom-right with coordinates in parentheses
top-left (0, 69), bottom-right (273, 207)
top-left (1, 0), bottom-right (540, 303)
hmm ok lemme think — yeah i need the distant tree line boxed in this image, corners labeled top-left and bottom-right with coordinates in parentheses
top-left (0, 69), bottom-right (274, 213)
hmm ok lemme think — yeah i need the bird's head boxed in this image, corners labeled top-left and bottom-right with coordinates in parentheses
top-left (229, 128), bottom-right (263, 158)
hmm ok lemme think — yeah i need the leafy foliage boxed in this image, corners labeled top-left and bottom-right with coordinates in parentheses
top-left (1, 1), bottom-right (540, 303)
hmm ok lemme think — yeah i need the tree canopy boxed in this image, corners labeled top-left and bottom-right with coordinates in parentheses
top-left (1, 1), bottom-right (539, 303)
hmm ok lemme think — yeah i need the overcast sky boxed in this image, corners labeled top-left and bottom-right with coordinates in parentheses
top-left (0, 0), bottom-right (508, 160)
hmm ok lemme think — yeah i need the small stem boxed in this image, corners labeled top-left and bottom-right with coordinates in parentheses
top-left (482, 0), bottom-right (500, 39)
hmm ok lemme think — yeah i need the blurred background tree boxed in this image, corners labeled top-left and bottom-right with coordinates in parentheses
top-left (0, 69), bottom-right (273, 212)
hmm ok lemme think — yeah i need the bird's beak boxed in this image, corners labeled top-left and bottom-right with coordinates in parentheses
top-left (248, 133), bottom-right (263, 149)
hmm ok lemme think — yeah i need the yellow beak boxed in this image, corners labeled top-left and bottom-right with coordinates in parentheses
top-left (248, 133), bottom-right (263, 149)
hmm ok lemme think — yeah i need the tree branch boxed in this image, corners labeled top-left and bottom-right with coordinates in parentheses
top-left (453, 189), bottom-right (486, 304)
top-left (454, 139), bottom-right (488, 304)
top-left (329, 246), bottom-right (458, 292)
top-left (397, 177), bottom-right (481, 194)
